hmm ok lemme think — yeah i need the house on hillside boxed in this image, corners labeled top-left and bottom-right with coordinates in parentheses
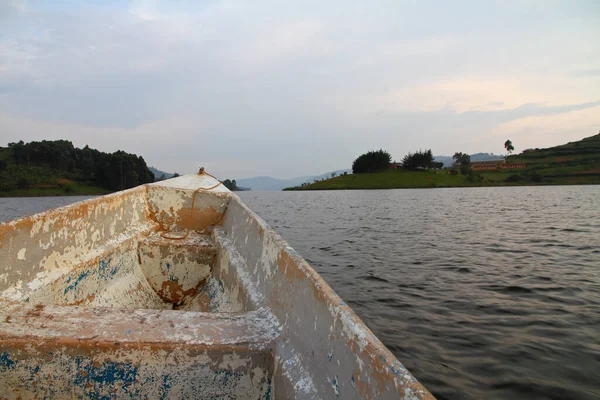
top-left (471, 159), bottom-right (526, 171)
top-left (499, 163), bottom-right (526, 169)
top-left (471, 159), bottom-right (506, 171)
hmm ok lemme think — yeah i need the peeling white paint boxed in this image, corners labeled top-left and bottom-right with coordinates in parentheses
top-left (0, 173), bottom-right (433, 400)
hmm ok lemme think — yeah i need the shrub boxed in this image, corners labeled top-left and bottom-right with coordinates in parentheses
top-left (17, 178), bottom-right (30, 189)
top-left (402, 149), bottom-right (438, 170)
top-left (352, 150), bottom-right (392, 174)
top-left (529, 172), bottom-right (543, 183)
top-left (505, 174), bottom-right (523, 182)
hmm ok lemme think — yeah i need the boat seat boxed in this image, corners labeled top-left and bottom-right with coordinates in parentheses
top-left (0, 300), bottom-right (278, 398)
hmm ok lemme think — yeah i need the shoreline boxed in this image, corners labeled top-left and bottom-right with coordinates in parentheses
top-left (0, 189), bottom-right (109, 198)
top-left (284, 181), bottom-right (600, 191)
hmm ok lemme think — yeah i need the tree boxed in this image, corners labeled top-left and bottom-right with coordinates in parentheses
top-left (17, 178), bottom-right (30, 189)
top-left (401, 149), bottom-right (436, 170)
top-left (2, 140), bottom-right (154, 193)
top-left (352, 150), bottom-right (392, 174)
top-left (504, 140), bottom-right (514, 155)
top-left (222, 179), bottom-right (240, 191)
top-left (452, 152), bottom-right (472, 175)
top-left (331, 172), bottom-right (337, 178)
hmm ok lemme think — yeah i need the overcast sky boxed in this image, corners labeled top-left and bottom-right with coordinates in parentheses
top-left (1, 0), bottom-right (599, 179)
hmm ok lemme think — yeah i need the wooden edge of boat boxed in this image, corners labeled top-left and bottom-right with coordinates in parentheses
top-left (0, 173), bottom-right (435, 399)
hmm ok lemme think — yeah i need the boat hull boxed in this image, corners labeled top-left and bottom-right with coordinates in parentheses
top-left (0, 174), bottom-right (433, 399)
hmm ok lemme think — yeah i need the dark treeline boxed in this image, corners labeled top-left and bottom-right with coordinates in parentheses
top-left (4, 140), bottom-right (154, 191)
top-left (352, 150), bottom-right (392, 173)
top-left (222, 179), bottom-right (249, 191)
top-left (402, 149), bottom-right (444, 170)
top-left (351, 148), bottom-right (474, 177)
top-left (222, 179), bottom-right (238, 191)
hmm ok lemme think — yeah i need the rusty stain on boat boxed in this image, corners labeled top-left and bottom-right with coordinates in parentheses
top-left (0, 172), bottom-right (434, 399)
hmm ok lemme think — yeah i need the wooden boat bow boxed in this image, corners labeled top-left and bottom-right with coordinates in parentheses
top-left (0, 173), bottom-right (434, 399)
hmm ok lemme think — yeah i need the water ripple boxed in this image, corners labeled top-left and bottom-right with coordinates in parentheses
top-left (2, 187), bottom-right (599, 400)
top-left (239, 185), bottom-right (600, 400)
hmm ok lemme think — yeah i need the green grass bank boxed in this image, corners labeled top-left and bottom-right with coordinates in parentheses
top-left (286, 133), bottom-right (600, 190)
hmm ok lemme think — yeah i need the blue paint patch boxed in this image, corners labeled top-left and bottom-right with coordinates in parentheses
top-left (124, 329), bottom-right (132, 335)
top-left (63, 270), bottom-right (90, 295)
top-left (98, 257), bottom-right (119, 280)
top-left (212, 369), bottom-right (244, 389)
top-left (204, 279), bottom-right (225, 300)
top-left (262, 376), bottom-right (272, 400)
top-left (389, 361), bottom-right (404, 376)
top-left (217, 279), bottom-right (225, 297)
top-left (159, 375), bottom-right (172, 400)
top-left (339, 300), bottom-right (346, 306)
top-left (165, 262), bottom-right (171, 271)
top-left (351, 375), bottom-right (355, 386)
top-left (332, 375), bottom-right (340, 395)
top-left (73, 358), bottom-right (138, 388)
top-left (0, 352), bottom-right (16, 370)
top-left (328, 351), bottom-right (333, 361)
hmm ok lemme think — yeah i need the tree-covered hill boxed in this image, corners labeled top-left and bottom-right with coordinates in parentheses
top-left (476, 132), bottom-right (600, 185)
top-left (287, 132), bottom-right (600, 190)
top-left (148, 166), bottom-right (174, 181)
top-left (0, 140), bottom-right (155, 196)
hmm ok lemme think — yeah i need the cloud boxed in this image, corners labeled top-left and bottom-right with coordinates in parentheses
top-left (0, 0), bottom-right (26, 19)
top-left (572, 68), bottom-right (600, 78)
top-left (0, 1), bottom-right (599, 177)
top-left (462, 101), bottom-right (600, 123)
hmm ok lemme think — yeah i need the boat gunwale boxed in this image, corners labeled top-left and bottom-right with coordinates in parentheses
top-left (0, 177), bottom-right (434, 399)
top-left (0, 185), bottom-right (148, 228)
top-left (225, 193), bottom-right (435, 399)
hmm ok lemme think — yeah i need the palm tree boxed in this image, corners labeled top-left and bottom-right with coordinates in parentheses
top-left (504, 140), bottom-right (514, 155)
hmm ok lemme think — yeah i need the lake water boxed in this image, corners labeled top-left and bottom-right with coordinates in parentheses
top-left (0, 196), bottom-right (95, 223)
top-left (1, 186), bottom-right (599, 400)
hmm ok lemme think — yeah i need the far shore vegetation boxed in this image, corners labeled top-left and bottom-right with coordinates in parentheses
top-left (285, 132), bottom-right (600, 191)
top-left (0, 140), bottom-right (155, 197)
top-left (222, 179), bottom-right (250, 191)
top-left (0, 140), bottom-right (251, 197)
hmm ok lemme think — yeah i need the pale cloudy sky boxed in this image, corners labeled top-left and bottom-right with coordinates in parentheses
top-left (0, 0), bottom-right (599, 179)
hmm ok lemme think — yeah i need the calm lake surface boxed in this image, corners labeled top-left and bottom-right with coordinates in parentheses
top-left (1, 186), bottom-right (599, 400)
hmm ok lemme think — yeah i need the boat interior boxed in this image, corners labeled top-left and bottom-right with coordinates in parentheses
top-left (0, 173), bottom-right (433, 399)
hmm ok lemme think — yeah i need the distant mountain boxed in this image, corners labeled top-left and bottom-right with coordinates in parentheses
top-left (236, 169), bottom-right (351, 191)
top-left (309, 169), bottom-right (352, 182)
top-left (434, 153), bottom-right (504, 168)
top-left (149, 167), bottom-right (174, 180)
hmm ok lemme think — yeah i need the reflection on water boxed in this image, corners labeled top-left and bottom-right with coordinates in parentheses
top-left (2, 186), bottom-right (599, 399)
